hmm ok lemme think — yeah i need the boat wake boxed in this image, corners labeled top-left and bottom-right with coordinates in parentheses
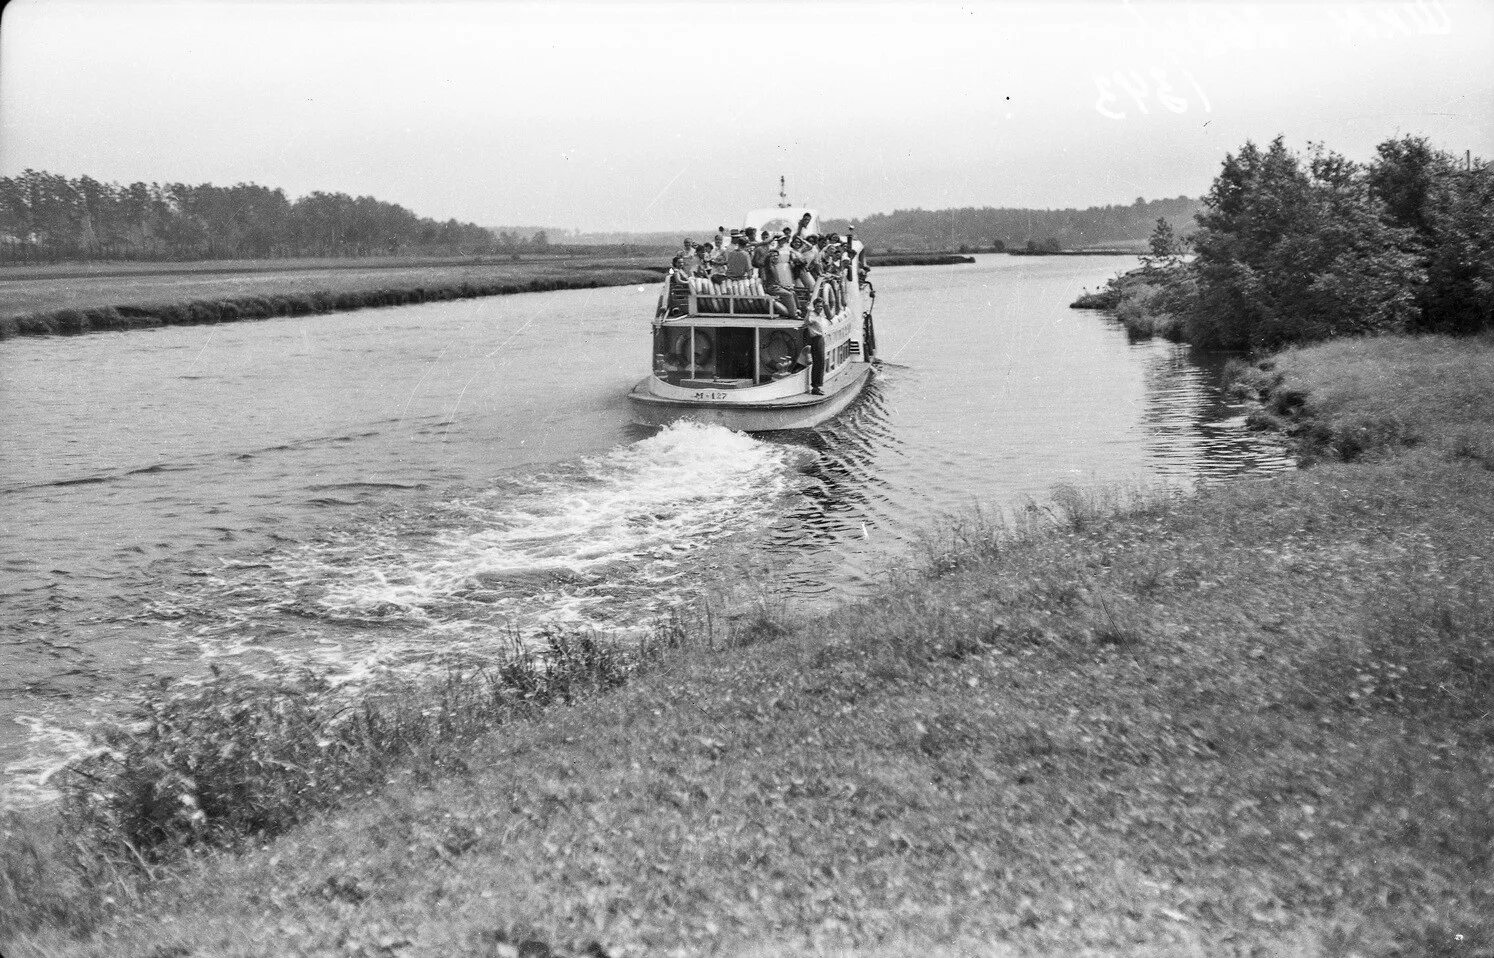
top-left (265, 420), bottom-right (803, 645)
top-left (4, 422), bottom-right (807, 805)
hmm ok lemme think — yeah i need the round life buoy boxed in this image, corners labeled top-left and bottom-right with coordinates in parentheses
top-left (670, 329), bottom-right (713, 366)
top-left (761, 330), bottom-right (796, 375)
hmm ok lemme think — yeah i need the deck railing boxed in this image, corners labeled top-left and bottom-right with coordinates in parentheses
top-left (656, 272), bottom-right (850, 322)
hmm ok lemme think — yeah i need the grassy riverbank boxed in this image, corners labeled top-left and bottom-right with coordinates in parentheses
top-left (0, 254), bottom-right (667, 340)
top-left (865, 253), bottom-right (975, 267)
top-left (5, 336), bottom-right (1493, 957)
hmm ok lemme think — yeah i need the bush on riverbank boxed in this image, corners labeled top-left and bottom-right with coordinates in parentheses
top-left (0, 604), bottom-right (788, 938)
top-left (60, 634), bottom-right (631, 864)
top-left (1073, 135), bottom-right (1493, 350)
top-left (1071, 263), bottom-right (1185, 340)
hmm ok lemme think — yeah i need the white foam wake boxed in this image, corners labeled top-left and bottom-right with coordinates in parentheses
top-left (298, 421), bottom-right (798, 637)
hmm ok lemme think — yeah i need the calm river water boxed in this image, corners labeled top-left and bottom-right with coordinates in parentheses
top-left (0, 254), bottom-right (1289, 804)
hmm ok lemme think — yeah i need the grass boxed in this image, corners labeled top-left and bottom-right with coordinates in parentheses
top-left (0, 255), bottom-right (668, 338)
top-left (1232, 334), bottom-right (1494, 467)
top-left (0, 252), bottom-right (656, 282)
top-left (864, 254), bottom-right (976, 267)
top-left (4, 336), bottom-right (1493, 957)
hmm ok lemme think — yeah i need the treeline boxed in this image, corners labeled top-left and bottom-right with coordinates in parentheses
top-left (0, 170), bottom-right (530, 262)
top-left (1075, 136), bottom-right (1493, 348)
top-left (820, 196), bottom-right (1201, 253)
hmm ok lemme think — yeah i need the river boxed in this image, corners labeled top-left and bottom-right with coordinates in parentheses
top-left (0, 254), bottom-right (1289, 804)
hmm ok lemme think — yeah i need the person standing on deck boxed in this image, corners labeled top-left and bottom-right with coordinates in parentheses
top-left (804, 298), bottom-right (827, 394)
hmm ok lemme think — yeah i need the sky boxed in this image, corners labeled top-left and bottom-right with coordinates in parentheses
top-left (1, 0), bottom-right (1490, 232)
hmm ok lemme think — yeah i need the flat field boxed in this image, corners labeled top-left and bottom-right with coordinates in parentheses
top-left (0, 253), bottom-right (667, 322)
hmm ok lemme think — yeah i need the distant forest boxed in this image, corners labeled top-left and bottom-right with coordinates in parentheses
top-left (0, 170), bottom-right (533, 262)
top-left (820, 196), bottom-right (1203, 253)
top-left (571, 196), bottom-right (1204, 253)
top-left (0, 169), bottom-right (1204, 263)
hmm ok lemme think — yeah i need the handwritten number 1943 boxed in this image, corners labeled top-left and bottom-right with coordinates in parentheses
top-left (1094, 68), bottom-right (1210, 119)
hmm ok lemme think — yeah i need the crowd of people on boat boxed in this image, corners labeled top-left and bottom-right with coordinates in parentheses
top-left (666, 212), bottom-right (869, 322)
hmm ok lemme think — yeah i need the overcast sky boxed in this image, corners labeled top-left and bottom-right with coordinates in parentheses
top-left (1, 0), bottom-right (1490, 231)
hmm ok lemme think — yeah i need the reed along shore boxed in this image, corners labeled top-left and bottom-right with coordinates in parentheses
top-left (3, 335), bottom-right (1491, 957)
top-left (0, 254), bottom-right (668, 340)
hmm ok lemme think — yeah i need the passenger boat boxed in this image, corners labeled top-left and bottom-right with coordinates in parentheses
top-left (628, 202), bottom-right (878, 432)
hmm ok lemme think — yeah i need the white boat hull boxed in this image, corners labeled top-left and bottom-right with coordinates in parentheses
top-left (629, 364), bottom-right (874, 432)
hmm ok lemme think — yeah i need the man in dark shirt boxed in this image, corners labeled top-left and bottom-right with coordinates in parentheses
top-left (724, 236), bottom-right (753, 280)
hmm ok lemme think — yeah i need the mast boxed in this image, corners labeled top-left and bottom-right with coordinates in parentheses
top-left (777, 175), bottom-right (789, 209)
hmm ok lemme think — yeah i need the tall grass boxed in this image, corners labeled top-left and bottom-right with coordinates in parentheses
top-left (0, 599), bottom-right (794, 940)
top-left (1233, 334), bottom-right (1494, 464)
top-left (55, 630), bottom-right (643, 865)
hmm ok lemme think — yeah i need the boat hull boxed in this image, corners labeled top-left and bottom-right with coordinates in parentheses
top-left (629, 365), bottom-right (874, 432)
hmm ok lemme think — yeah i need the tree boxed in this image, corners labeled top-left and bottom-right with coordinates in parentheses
top-left (1182, 137), bottom-right (1422, 349)
top-left (1370, 136), bottom-right (1494, 334)
top-left (0, 170), bottom-right (498, 261)
top-left (1142, 217), bottom-right (1185, 267)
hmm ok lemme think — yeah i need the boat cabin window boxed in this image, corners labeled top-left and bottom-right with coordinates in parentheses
top-left (653, 325), bottom-right (805, 387)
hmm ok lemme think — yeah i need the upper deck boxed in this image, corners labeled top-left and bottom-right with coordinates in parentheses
top-left (655, 274), bottom-right (854, 330)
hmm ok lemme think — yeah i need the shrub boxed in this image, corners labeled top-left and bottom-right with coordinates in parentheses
top-left (82, 306), bottom-right (123, 330)
top-left (1112, 282), bottom-right (1175, 340)
top-left (57, 629), bottom-right (647, 864)
top-left (237, 297), bottom-right (273, 319)
top-left (1186, 138), bottom-right (1423, 349)
top-left (53, 309), bottom-right (88, 334)
top-left (17, 314), bottom-right (57, 335)
top-left (154, 303), bottom-right (190, 325)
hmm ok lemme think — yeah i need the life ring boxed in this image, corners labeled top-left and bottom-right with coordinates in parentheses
top-left (761, 330), bottom-right (797, 374)
top-left (670, 329), bottom-right (713, 366)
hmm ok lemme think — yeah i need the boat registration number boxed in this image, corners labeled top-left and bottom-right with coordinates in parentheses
top-left (692, 391), bottom-right (729, 400)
